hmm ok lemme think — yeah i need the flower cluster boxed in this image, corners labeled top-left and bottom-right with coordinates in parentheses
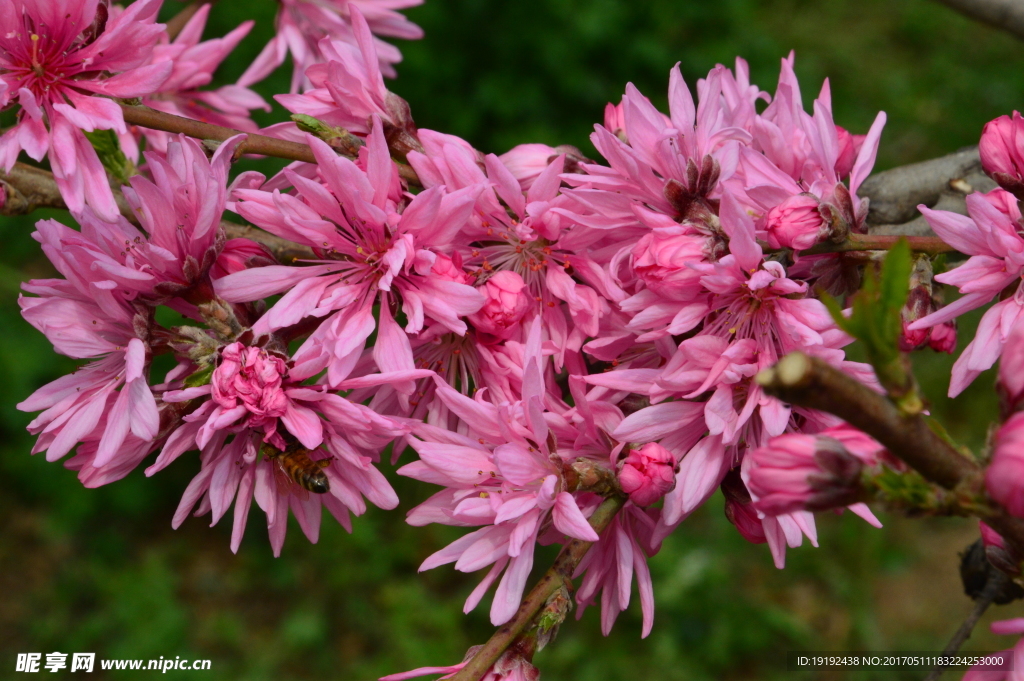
top-left (14, 2), bottom-right (1024, 678)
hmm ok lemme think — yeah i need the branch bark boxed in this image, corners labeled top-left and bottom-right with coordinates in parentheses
top-left (448, 496), bottom-right (626, 681)
top-left (931, 0), bottom-right (1024, 41)
top-left (756, 353), bottom-right (1024, 554)
top-left (117, 103), bottom-right (421, 185)
top-left (858, 147), bottom-right (984, 225)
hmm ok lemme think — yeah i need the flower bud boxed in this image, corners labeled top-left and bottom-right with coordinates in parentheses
top-left (498, 143), bottom-right (558, 191)
top-left (468, 271), bottom-right (531, 341)
top-left (618, 442), bottom-right (678, 507)
top-left (721, 468), bottom-right (766, 544)
top-left (899, 255), bottom-right (956, 353)
top-left (979, 521), bottom-right (1022, 577)
top-left (980, 112), bottom-right (1024, 198)
top-left (211, 239), bottom-right (274, 279)
top-left (631, 229), bottom-right (707, 297)
top-left (987, 412), bottom-right (1024, 517)
top-left (212, 343), bottom-right (289, 420)
top-left (928, 321), bottom-right (957, 354)
top-left (765, 194), bottom-right (825, 250)
top-left (745, 425), bottom-right (882, 516)
top-left (834, 125), bottom-right (865, 179)
top-left (430, 252), bottom-right (472, 285)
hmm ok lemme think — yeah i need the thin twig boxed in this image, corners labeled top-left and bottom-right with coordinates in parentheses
top-left (922, 571), bottom-right (1007, 681)
top-left (448, 496), bottom-right (626, 681)
top-left (756, 353), bottom-right (1024, 553)
top-left (117, 103), bottom-right (421, 185)
top-left (859, 147), bottom-right (981, 226)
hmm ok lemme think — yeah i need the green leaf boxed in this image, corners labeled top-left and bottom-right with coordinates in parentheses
top-left (83, 129), bottom-right (136, 184)
top-left (183, 364), bottom-right (215, 389)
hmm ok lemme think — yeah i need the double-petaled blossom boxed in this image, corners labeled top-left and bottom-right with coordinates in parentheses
top-left (241, 0), bottom-right (423, 92)
top-left (908, 188), bottom-right (1024, 396)
top-left (399, 324), bottom-right (602, 625)
top-left (158, 341), bottom-right (429, 555)
top-left (742, 424), bottom-right (885, 525)
top-left (133, 5), bottom-right (269, 157)
top-left (16, 218), bottom-right (159, 468)
top-left (0, 0), bottom-right (171, 220)
top-left (217, 118), bottom-right (484, 389)
top-left (274, 8), bottom-right (415, 140)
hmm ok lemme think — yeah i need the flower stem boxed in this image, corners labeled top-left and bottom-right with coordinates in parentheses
top-left (448, 495), bottom-right (626, 681)
top-left (800, 234), bottom-right (955, 255)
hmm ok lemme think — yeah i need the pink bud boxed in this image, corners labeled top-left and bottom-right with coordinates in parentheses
top-left (618, 442), bottom-right (677, 507)
top-left (720, 469), bottom-right (766, 544)
top-left (745, 425), bottom-right (882, 516)
top-left (211, 239), bottom-right (273, 279)
top-left (430, 252), bottom-right (472, 285)
top-left (927, 321), bottom-right (957, 354)
top-left (989, 413), bottom-right (1024, 519)
top-left (468, 271), bottom-right (531, 341)
top-left (834, 126), bottom-right (865, 179)
top-left (764, 194), bottom-right (825, 250)
top-left (631, 229), bottom-right (707, 297)
top-left (980, 112), bottom-right (1024, 197)
top-left (212, 343), bottom-right (289, 419)
top-left (498, 143), bottom-right (557, 191)
top-left (980, 521), bottom-right (1007, 550)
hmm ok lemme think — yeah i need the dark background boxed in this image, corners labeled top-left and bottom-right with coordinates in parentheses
top-left (1, 0), bottom-right (1023, 678)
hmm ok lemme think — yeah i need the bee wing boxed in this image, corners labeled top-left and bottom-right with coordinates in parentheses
top-left (273, 457), bottom-right (309, 503)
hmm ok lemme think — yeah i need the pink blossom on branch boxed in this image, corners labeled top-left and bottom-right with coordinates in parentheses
top-left (0, 0), bottom-right (172, 220)
top-left (239, 0), bottom-right (424, 92)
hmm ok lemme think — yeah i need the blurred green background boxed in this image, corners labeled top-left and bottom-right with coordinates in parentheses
top-left (2, 0), bottom-right (1023, 679)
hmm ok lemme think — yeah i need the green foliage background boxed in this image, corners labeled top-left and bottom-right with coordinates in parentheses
top-left (1, 0), bottom-right (1023, 679)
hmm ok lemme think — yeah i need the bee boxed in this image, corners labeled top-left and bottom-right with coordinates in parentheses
top-left (261, 440), bottom-right (331, 495)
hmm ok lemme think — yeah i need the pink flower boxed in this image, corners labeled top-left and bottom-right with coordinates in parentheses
top-left (574, 503), bottom-right (659, 637)
top-left (764, 193), bottom-right (825, 250)
top-left (159, 341), bottom-right (428, 555)
top-left (16, 219), bottom-right (160, 468)
top-left (216, 119), bottom-right (484, 389)
top-left (469, 271), bottom-right (531, 341)
top-left (980, 112), bottom-right (1024, 198)
top-left (399, 324), bottom-right (601, 625)
top-left (618, 443), bottom-right (677, 507)
top-left (743, 424), bottom-right (885, 520)
top-left (498, 143), bottom-right (557, 190)
top-left (630, 222), bottom-right (711, 299)
top-left (834, 125), bottom-right (865, 179)
top-left (0, 0), bottom-right (172, 220)
top-left (134, 5), bottom-right (269, 157)
top-left (988, 412), bottom-right (1024, 518)
top-left (242, 0), bottom-right (423, 92)
top-left (908, 189), bottom-right (1024, 396)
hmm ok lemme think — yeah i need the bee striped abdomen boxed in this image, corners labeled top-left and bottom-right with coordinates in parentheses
top-left (276, 448), bottom-right (330, 494)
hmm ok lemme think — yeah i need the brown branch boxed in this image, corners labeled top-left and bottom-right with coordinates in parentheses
top-left (220, 222), bottom-right (315, 264)
top-left (117, 103), bottom-right (421, 185)
top-left (931, 0), bottom-right (1024, 41)
top-left (801, 234), bottom-right (955, 255)
top-left (756, 353), bottom-right (1024, 553)
top-left (859, 147), bottom-right (983, 226)
top-left (448, 496), bottom-right (626, 681)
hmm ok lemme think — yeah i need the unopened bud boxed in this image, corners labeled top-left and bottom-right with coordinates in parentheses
top-left (618, 442), bottom-right (678, 507)
top-left (765, 194), bottom-right (826, 250)
top-left (980, 112), bottom-right (1024, 199)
